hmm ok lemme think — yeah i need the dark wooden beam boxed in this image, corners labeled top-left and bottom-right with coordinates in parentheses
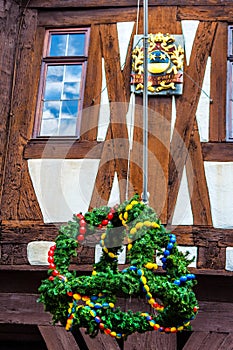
top-left (209, 22), bottom-right (227, 142)
top-left (2, 222), bottom-right (233, 247)
top-left (186, 120), bottom-right (212, 225)
top-left (26, 0), bottom-right (233, 9)
top-left (202, 142), bottom-right (233, 161)
top-left (168, 21), bottom-right (217, 223)
top-left (177, 6), bottom-right (233, 21)
top-left (24, 139), bottom-right (103, 159)
top-left (38, 326), bottom-right (80, 350)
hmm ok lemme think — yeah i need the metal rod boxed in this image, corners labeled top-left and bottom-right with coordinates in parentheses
top-left (142, 0), bottom-right (149, 204)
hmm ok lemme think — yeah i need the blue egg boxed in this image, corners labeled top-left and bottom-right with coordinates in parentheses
top-left (170, 236), bottom-right (176, 243)
top-left (163, 250), bottom-right (170, 257)
top-left (167, 243), bottom-right (174, 250)
top-left (174, 280), bottom-right (180, 286)
top-left (180, 276), bottom-right (187, 283)
top-left (129, 266), bottom-right (137, 271)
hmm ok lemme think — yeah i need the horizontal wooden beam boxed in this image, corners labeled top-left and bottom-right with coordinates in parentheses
top-left (177, 5), bottom-right (233, 21)
top-left (24, 139), bottom-right (103, 159)
top-left (1, 292), bottom-right (233, 333)
top-left (26, 0), bottom-right (233, 8)
top-left (202, 142), bottom-right (233, 161)
top-left (1, 222), bottom-right (233, 247)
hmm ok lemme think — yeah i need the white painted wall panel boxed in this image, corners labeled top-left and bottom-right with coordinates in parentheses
top-left (28, 159), bottom-right (100, 223)
top-left (205, 162), bottom-right (233, 228)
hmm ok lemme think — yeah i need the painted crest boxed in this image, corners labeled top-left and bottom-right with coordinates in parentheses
top-left (131, 33), bottom-right (184, 95)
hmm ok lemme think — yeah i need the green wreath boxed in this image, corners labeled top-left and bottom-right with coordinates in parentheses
top-left (39, 194), bottom-right (198, 340)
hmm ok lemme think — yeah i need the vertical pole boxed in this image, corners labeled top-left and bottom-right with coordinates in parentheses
top-left (142, 0), bottom-right (149, 204)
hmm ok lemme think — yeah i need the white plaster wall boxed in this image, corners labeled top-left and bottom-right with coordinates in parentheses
top-left (196, 57), bottom-right (211, 142)
top-left (204, 162), bottom-right (233, 228)
top-left (28, 159), bottom-right (100, 223)
top-left (172, 166), bottom-right (193, 225)
top-left (117, 21), bottom-right (135, 69)
top-left (181, 20), bottom-right (199, 66)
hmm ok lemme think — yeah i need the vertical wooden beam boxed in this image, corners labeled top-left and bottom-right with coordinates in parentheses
top-left (1, 8), bottom-right (43, 220)
top-left (186, 120), bottom-right (212, 225)
top-left (129, 7), bottom-right (181, 222)
top-left (209, 22), bottom-right (227, 142)
top-left (168, 22), bottom-right (217, 223)
top-left (0, 1), bottom-right (21, 205)
top-left (81, 24), bottom-right (102, 141)
top-left (38, 326), bottom-right (80, 350)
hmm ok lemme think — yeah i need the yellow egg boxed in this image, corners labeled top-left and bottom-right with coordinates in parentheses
top-left (135, 222), bottom-right (143, 229)
top-left (125, 204), bottom-right (133, 211)
top-left (130, 227), bottom-right (137, 234)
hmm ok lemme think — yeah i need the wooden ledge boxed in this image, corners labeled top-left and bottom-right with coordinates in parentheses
top-left (24, 139), bottom-right (103, 159)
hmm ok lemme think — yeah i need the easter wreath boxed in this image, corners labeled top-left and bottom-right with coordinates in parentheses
top-left (39, 194), bottom-right (198, 340)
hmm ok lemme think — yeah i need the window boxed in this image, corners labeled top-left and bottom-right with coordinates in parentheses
top-left (227, 25), bottom-right (233, 141)
top-left (34, 28), bottom-right (90, 137)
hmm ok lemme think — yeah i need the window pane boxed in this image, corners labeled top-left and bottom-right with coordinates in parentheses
top-left (50, 34), bottom-right (67, 56)
top-left (67, 34), bottom-right (85, 56)
top-left (49, 33), bottom-right (85, 57)
top-left (58, 119), bottom-right (77, 136)
top-left (44, 66), bottom-right (64, 99)
top-left (40, 119), bottom-right (59, 136)
top-left (42, 101), bottom-right (60, 119)
top-left (62, 82), bottom-right (80, 100)
top-left (65, 65), bottom-right (82, 82)
top-left (44, 82), bottom-right (63, 100)
top-left (61, 100), bottom-right (78, 118)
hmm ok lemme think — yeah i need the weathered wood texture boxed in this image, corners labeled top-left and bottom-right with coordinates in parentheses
top-left (168, 21), bottom-right (217, 223)
top-left (89, 23), bottom-right (129, 209)
top-left (202, 143), bottom-right (233, 161)
top-left (0, 8), bottom-right (43, 221)
top-left (182, 332), bottom-right (227, 350)
top-left (129, 7), bottom-right (182, 223)
top-left (27, 0), bottom-right (233, 8)
top-left (177, 6), bottom-right (233, 21)
top-left (79, 328), bottom-right (121, 350)
top-left (209, 22), bottom-right (227, 142)
top-left (186, 120), bottom-right (212, 225)
top-left (24, 140), bottom-right (103, 159)
top-left (0, 1), bottom-right (20, 202)
top-left (80, 24), bottom-right (102, 141)
top-left (1, 293), bottom-right (233, 334)
top-left (39, 326), bottom-right (80, 350)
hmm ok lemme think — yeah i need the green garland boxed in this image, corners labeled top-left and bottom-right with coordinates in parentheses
top-left (39, 194), bottom-right (198, 340)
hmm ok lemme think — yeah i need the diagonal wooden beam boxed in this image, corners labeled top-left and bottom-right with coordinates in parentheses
top-left (81, 24), bottom-right (102, 141)
top-left (168, 21), bottom-right (217, 223)
top-left (186, 119), bottom-right (212, 225)
top-left (89, 23), bottom-right (129, 209)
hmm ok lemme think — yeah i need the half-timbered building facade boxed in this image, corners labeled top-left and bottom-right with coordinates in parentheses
top-left (0, 1), bottom-right (233, 349)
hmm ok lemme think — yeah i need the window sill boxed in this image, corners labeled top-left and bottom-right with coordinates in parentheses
top-left (24, 138), bottom-right (103, 159)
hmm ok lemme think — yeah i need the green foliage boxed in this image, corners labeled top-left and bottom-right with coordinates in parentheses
top-left (38, 194), bottom-right (198, 339)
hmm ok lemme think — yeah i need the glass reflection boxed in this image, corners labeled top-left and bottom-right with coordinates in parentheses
top-left (49, 33), bottom-right (85, 57)
top-left (40, 119), bottom-right (59, 136)
top-left (59, 119), bottom-right (77, 136)
top-left (61, 101), bottom-right (78, 118)
top-left (42, 101), bottom-right (60, 119)
top-left (68, 34), bottom-right (85, 56)
top-left (50, 35), bottom-right (67, 56)
top-left (62, 82), bottom-right (80, 100)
